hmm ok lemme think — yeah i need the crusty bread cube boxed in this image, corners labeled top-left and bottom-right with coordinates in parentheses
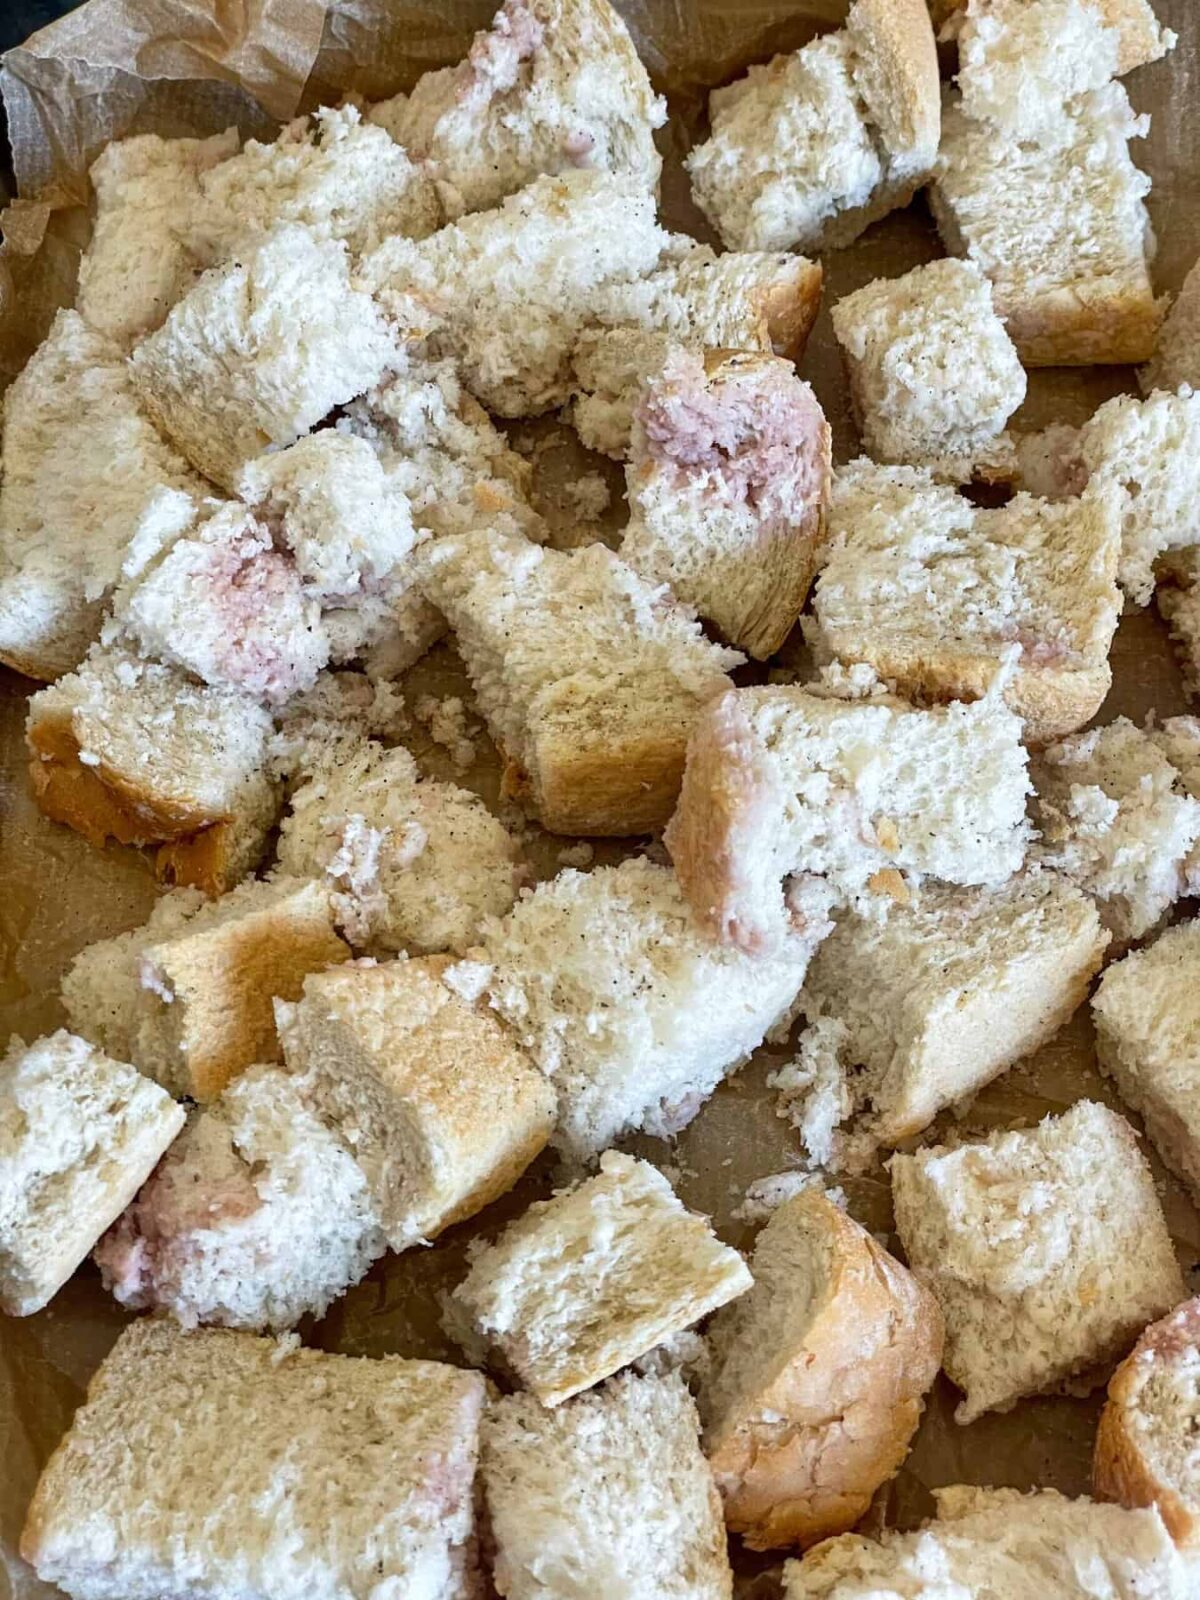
top-left (361, 170), bottom-right (670, 416)
top-left (1142, 253), bottom-right (1200, 394)
top-left (483, 1372), bottom-right (732, 1600)
top-left (700, 1189), bottom-right (943, 1550)
top-left (472, 857), bottom-right (831, 1157)
top-left (62, 876), bottom-right (350, 1101)
top-left (369, 0), bottom-right (665, 219)
top-left (109, 500), bottom-right (329, 706)
top-left (793, 873), bottom-right (1108, 1159)
top-left (829, 259), bottom-right (1026, 480)
top-left (190, 104), bottom-right (441, 263)
top-left (77, 128), bottom-right (239, 348)
top-left (449, 1151), bottom-right (751, 1405)
top-left (418, 529), bottom-right (742, 835)
top-left (686, 0), bottom-right (939, 253)
top-left (0, 309), bottom-right (203, 681)
top-left (666, 682), bottom-right (1032, 952)
top-left (891, 1100), bottom-right (1185, 1423)
top-left (1031, 717), bottom-right (1200, 944)
top-left (131, 223), bottom-right (402, 491)
top-left (1077, 387), bottom-right (1200, 606)
top-left (21, 1320), bottom-right (485, 1600)
top-left (96, 1064), bottom-right (385, 1331)
top-left (1095, 1295), bottom-right (1200, 1548)
top-left (621, 349), bottom-right (830, 659)
top-left (809, 462), bottom-right (1122, 742)
top-left (931, 84), bottom-right (1161, 365)
top-left (1092, 918), bottom-right (1200, 1205)
top-left (275, 955), bottom-right (555, 1251)
top-left (783, 1485), bottom-right (1192, 1598)
top-left (27, 647), bottom-right (280, 894)
top-left (275, 739), bottom-right (524, 954)
top-left (0, 1031), bottom-right (184, 1316)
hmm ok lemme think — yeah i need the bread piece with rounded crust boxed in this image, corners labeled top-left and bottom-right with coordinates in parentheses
top-left (1095, 1295), bottom-right (1200, 1547)
top-left (621, 349), bottom-right (829, 660)
top-left (700, 1189), bottom-right (942, 1550)
top-left (275, 955), bottom-right (555, 1251)
top-left (449, 1150), bottom-right (752, 1406)
top-left (369, 0), bottom-right (665, 219)
top-left (483, 1372), bottom-right (732, 1600)
top-left (21, 1319), bottom-right (485, 1600)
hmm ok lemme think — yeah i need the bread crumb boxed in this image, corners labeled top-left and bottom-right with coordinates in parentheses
top-left (732, 1170), bottom-right (847, 1224)
top-left (555, 842), bottom-right (595, 869)
top-left (441, 959), bottom-right (494, 1005)
top-left (413, 693), bottom-right (478, 773)
top-left (560, 472), bottom-right (611, 522)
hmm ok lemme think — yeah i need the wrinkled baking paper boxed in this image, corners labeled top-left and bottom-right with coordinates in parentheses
top-left (1, 0), bottom-right (1199, 1594)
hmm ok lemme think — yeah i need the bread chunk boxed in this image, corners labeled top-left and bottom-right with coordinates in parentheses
top-left (1093, 917), bottom-right (1200, 1205)
top-left (95, 1064), bottom-right (385, 1331)
top-left (666, 682), bottom-right (1032, 952)
top-left (0, 1031), bottom-right (183, 1315)
top-left (686, 0), bottom-right (939, 253)
top-left (783, 1485), bottom-right (1193, 1598)
top-left (483, 1372), bottom-right (732, 1599)
top-left (793, 873), bottom-right (1108, 1157)
top-left (449, 1151), bottom-right (751, 1405)
top-left (473, 857), bottom-right (831, 1157)
top-left (891, 1100), bottom-right (1185, 1423)
top-left (77, 128), bottom-right (239, 347)
top-left (369, 0), bottom-right (665, 218)
top-left (0, 310), bottom-right (203, 681)
top-left (62, 876), bottom-right (350, 1101)
top-left (21, 1320), bottom-right (485, 1600)
top-left (275, 956), bottom-right (555, 1250)
top-left (622, 348), bottom-right (830, 659)
top-left (701, 1189), bottom-right (942, 1550)
top-left (418, 529), bottom-right (741, 835)
top-left (131, 224), bottom-right (402, 491)
top-left (809, 462), bottom-right (1121, 742)
top-left (829, 259), bottom-right (1026, 480)
top-left (931, 84), bottom-right (1161, 365)
top-left (1095, 1295), bottom-right (1200, 1547)
top-left (933, 0), bottom-right (1175, 76)
top-left (361, 170), bottom-right (670, 416)
top-left (1142, 253), bottom-right (1200, 394)
top-left (27, 647), bottom-right (280, 893)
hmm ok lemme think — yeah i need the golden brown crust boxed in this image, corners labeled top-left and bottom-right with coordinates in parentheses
top-left (754, 258), bottom-right (824, 363)
top-left (1094, 1295), bottom-right (1200, 1548)
top-left (997, 281), bottom-right (1164, 368)
top-left (154, 825), bottom-right (245, 896)
top-left (530, 723), bottom-right (693, 836)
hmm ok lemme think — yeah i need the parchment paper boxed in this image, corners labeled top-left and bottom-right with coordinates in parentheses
top-left (0, 0), bottom-right (1198, 1594)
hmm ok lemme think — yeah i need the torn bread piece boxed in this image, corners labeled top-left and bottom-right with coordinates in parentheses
top-left (21, 1320), bottom-right (485, 1600)
top-left (686, 0), bottom-right (939, 254)
top-left (473, 856), bottom-right (833, 1158)
top-left (1093, 917), bottom-right (1200, 1207)
top-left (1142, 254), bottom-right (1200, 393)
top-left (930, 83), bottom-right (1162, 365)
top-left (829, 259), bottom-right (1026, 481)
top-left (666, 682), bottom-right (1033, 953)
top-left (369, 0), bottom-right (665, 219)
top-left (77, 128), bottom-right (239, 348)
top-left (275, 739), bottom-right (523, 954)
top-left (131, 223), bottom-right (403, 491)
top-left (0, 309), bottom-right (203, 681)
top-left (1031, 716), bottom-right (1200, 944)
top-left (891, 1100), bottom-right (1185, 1423)
top-left (1095, 1295), bottom-right (1200, 1548)
top-left (621, 348), bottom-right (831, 659)
top-left (932, 0), bottom-right (1176, 75)
top-left (0, 1031), bottom-right (184, 1316)
top-left (27, 648), bottom-right (280, 894)
top-left (790, 873), bottom-right (1108, 1162)
top-left (361, 169), bottom-right (670, 416)
top-left (189, 103), bottom-right (441, 263)
top-left (448, 1151), bottom-right (751, 1405)
top-left (483, 1372), bottom-right (732, 1600)
top-left (418, 529), bottom-right (742, 836)
top-left (95, 1063), bottom-right (385, 1332)
top-left (275, 956), bottom-right (555, 1251)
top-left (1157, 548), bottom-right (1200, 696)
top-left (700, 1188), bottom-right (943, 1551)
top-left (62, 876), bottom-right (350, 1102)
top-left (783, 1485), bottom-right (1193, 1598)
top-left (809, 462), bottom-right (1122, 742)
